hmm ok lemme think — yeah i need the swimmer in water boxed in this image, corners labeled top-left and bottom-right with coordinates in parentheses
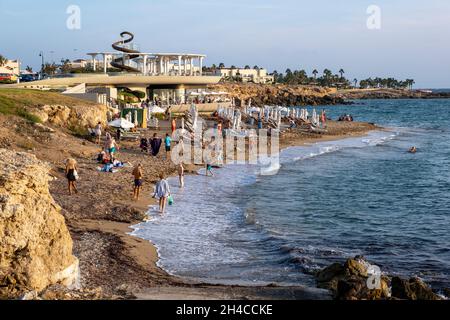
top-left (409, 147), bottom-right (417, 153)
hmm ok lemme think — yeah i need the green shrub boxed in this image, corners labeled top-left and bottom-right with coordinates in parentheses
top-left (68, 124), bottom-right (87, 137)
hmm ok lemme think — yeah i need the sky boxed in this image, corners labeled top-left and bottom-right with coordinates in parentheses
top-left (1, 0), bottom-right (449, 88)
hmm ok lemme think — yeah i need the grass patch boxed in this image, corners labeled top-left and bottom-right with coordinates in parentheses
top-left (0, 93), bottom-right (41, 123)
top-left (0, 88), bottom-right (97, 123)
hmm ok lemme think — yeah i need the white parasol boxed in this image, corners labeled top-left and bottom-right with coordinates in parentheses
top-left (108, 118), bottom-right (135, 129)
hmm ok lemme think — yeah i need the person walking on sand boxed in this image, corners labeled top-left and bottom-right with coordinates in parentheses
top-left (165, 133), bottom-right (172, 158)
top-left (153, 173), bottom-right (171, 214)
top-left (94, 122), bottom-right (102, 145)
top-left (178, 162), bottom-right (185, 188)
top-left (65, 158), bottom-right (79, 195)
top-left (132, 163), bottom-right (143, 200)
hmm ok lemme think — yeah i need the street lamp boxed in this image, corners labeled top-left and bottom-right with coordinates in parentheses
top-left (39, 51), bottom-right (44, 80)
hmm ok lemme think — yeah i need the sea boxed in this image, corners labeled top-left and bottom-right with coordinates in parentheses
top-left (131, 99), bottom-right (450, 293)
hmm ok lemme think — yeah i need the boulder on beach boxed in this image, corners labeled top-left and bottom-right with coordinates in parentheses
top-left (316, 256), bottom-right (390, 300)
top-left (0, 149), bottom-right (79, 298)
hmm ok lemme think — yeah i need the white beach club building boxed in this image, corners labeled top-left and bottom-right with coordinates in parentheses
top-left (86, 52), bottom-right (206, 76)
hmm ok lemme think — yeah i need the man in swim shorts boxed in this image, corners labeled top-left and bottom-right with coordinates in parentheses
top-left (132, 163), bottom-right (143, 200)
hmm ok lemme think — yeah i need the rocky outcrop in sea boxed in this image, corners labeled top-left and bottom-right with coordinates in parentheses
top-left (316, 256), bottom-right (444, 300)
top-left (208, 83), bottom-right (350, 107)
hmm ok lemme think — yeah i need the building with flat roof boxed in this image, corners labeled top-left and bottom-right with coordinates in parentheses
top-left (219, 67), bottom-right (274, 84)
top-left (0, 59), bottom-right (20, 79)
top-left (11, 32), bottom-right (225, 108)
top-left (86, 52), bottom-right (205, 76)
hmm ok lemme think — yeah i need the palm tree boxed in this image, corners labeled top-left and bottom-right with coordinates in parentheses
top-left (0, 54), bottom-right (7, 67)
top-left (253, 65), bottom-right (259, 70)
top-left (211, 64), bottom-right (217, 70)
top-left (406, 79), bottom-right (415, 90)
top-left (244, 65), bottom-right (250, 69)
top-left (339, 69), bottom-right (345, 79)
top-left (218, 63), bottom-right (225, 69)
top-left (353, 78), bottom-right (358, 88)
top-left (312, 69), bottom-right (318, 79)
top-left (230, 65), bottom-right (236, 69)
top-left (26, 66), bottom-right (33, 73)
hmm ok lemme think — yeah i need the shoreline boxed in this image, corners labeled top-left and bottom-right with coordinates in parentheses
top-left (109, 121), bottom-right (380, 299)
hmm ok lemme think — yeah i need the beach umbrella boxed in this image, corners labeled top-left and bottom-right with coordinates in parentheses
top-left (150, 106), bottom-right (166, 114)
top-left (108, 118), bottom-right (135, 129)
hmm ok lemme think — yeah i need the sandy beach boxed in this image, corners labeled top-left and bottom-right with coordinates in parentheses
top-left (38, 119), bottom-right (377, 299)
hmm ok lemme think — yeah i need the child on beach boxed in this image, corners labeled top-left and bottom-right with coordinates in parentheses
top-left (153, 173), bottom-right (171, 214)
top-left (178, 162), bottom-right (185, 188)
top-left (132, 163), bottom-right (143, 200)
top-left (165, 133), bottom-right (172, 158)
top-left (206, 164), bottom-right (214, 177)
top-left (65, 158), bottom-right (79, 195)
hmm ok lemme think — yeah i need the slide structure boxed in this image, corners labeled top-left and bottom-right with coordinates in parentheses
top-left (111, 31), bottom-right (142, 73)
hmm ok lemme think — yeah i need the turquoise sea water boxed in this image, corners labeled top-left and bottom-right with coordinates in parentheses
top-left (132, 99), bottom-right (450, 292)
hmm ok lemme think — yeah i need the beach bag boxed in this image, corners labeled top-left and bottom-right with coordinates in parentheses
top-left (73, 170), bottom-right (79, 180)
top-left (168, 195), bottom-right (174, 206)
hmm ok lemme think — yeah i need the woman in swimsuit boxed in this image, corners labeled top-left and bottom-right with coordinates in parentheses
top-left (65, 158), bottom-right (79, 195)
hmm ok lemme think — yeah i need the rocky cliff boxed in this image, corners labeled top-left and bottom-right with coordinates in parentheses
top-left (208, 83), bottom-right (347, 106)
top-left (0, 149), bottom-right (79, 298)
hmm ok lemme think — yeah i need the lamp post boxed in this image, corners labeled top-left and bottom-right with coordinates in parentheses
top-left (39, 51), bottom-right (44, 80)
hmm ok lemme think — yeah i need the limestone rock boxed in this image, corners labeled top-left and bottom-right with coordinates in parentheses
top-left (0, 149), bottom-right (79, 298)
top-left (391, 277), bottom-right (441, 300)
top-left (316, 256), bottom-right (390, 300)
top-left (25, 104), bottom-right (107, 129)
top-left (208, 83), bottom-right (347, 107)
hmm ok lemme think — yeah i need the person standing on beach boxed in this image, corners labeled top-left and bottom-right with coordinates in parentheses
top-left (132, 163), bottom-right (143, 200)
top-left (104, 133), bottom-right (112, 152)
top-left (153, 173), bottom-right (171, 214)
top-left (178, 162), bottom-right (185, 188)
top-left (165, 133), bottom-right (172, 158)
top-left (171, 119), bottom-right (177, 133)
top-left (94, 122), bottom-right (102, 145)
top-left (116, 128), bottom-right (122, 141)
top-left (321, 109), bottom-right (327, 127)
top-left (65, 158), bottom-right (79, 195)
top-left (107, 137), bottom-right (119, 162)
top-left (150, 133), bottom-right (162, 157)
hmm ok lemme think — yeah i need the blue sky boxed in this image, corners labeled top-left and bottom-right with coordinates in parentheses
top-left (1, 0), bottom-right (449, 87)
